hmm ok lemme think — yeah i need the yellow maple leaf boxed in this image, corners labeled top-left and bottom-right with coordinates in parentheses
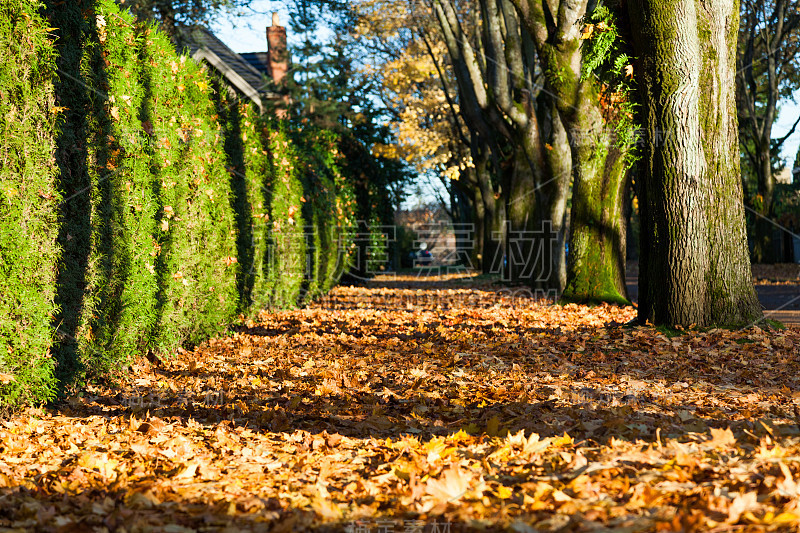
top-left (495, 485), bottom-right (513, 499)
top-left (706, 427), bottom-right (736, 450)
top-left (77, 452), bottom-right (118, 479)
top-left (727, 491), bottom-right (759, 524)
top-left (311, 484), bottom-right (342, 519)
top-left (425, 466), bottom-right (473, 503)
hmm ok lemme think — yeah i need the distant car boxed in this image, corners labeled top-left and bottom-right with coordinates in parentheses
top-left (416, 249), bottom-right (433, 266)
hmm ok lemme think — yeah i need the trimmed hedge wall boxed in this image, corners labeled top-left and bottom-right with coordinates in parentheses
top-left (139, 22), bottom-right (240, 353)
top-left (216, 93), bottom-right (357, 315)
top-left (0, 1), bottom-right (61, 406)
top-left (58, 6), bottom-right (163, 382)
top-left (262, 127), bottom-right (307, 309)
top-left (295, 129), bottom-right (358, 298)
top-left (0, 0), bottom-right (357, 408)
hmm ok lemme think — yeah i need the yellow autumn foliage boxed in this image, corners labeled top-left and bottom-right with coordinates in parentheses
top-left (354, 1), bottom-right (472, 182)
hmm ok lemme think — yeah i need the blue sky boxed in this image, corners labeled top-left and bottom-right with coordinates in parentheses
top-left (212, 5), bottom-right (800, 170)
top-left (211, 3), bottom-right (288, 53)
top-left (774, 97), bottom-right (800, 168)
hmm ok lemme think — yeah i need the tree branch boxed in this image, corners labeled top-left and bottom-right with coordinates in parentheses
top-left (774, 113), bottom-right (800, 149)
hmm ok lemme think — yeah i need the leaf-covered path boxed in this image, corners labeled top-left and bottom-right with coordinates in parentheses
top-left (2, 274), bottom-right (800, 532)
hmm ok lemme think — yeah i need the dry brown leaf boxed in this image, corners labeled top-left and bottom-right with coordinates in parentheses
top-left (0, 273), bottom-right (797, 531)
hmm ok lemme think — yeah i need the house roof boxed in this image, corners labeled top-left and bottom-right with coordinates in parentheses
top-left (180, 26), bottom-right (270, 111)
top-left (240, 52), bottom-right (272, 78)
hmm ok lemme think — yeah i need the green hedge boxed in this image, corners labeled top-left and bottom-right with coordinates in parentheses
top-left (51, 2), bottom-right (239, 385)
top-left (139, 20), bottom-right (239, 352)
top-left (216, 95), bottom-right (357, 313)
top-left (0, 1), bottom-right (60, 406)
top-left (262, 126), bottom-right (307, 308)
top-left (0, 0), bottom-right (358, 407)
top-left (295, 129), bottom-right (357, 298)
top-left (62, 5), bottom-right (160, 381)
top-left (338, 134), bottom-right (395, 279)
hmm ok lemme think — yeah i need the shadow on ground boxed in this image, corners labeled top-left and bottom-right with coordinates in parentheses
top-left (3, 275), bottom-right (800, 531)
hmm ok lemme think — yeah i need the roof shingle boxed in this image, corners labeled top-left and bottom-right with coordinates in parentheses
top-left (180, 26), bottom-right (268, 94)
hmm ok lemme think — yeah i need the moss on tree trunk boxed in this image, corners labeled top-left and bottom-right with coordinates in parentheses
top-left (509, 2), bottom-right (631, 304)
top-left (540, 45), bottom-right (630, 305)
top-left (561, 136), bottom-right (630, 305)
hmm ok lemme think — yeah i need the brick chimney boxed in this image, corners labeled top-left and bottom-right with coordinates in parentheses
top-left (266, 12), bottom-right (288, 85)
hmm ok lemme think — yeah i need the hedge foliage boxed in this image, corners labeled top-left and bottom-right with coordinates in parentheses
top-left (296, 129), bottom-right (358, 299)
top-left (57, 6), bottom-right (164, 383)
top-left (0, 0), bottom-right (357, 408)
top-left (0, 1), bottom-right (61, 406)
top-left (140, 22), bottom-right (240, 353)
top-left (215, 93), bottom-right (357, 314)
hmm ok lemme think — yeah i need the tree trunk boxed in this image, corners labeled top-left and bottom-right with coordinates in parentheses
top-left (505, 149), bottom-right (537, 283)
top-left (472, 149), bottom-right (504, 275)
top-left (735, 0), bottom-right (800, 264)
top-left (432, 0), bottom-right (572, 287)
top-left (752, 149), bottom-right (776, 263)
top-left (472, 184), bottom-right (486, 270)
top-left (484, 195), bottom-right (506, 276)
top-left (449, 172), bottom-right (483, 270)
top-left (559, 94), bottom-right (630, 305)
top-left (537, 47), bottom-right (629, 304)
top-left (509, 0), bottom-right (630, 304)
top-left (629, 0), bottom-right (762, 327)
top-left (536, 93), bottom-right (571, 293)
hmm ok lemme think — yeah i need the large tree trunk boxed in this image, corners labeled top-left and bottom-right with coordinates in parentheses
top-left (629, 0), bottom-right (762, 327)
top-left (559, 88), bottom-right (630, 304)
top-left (509, 0), bottom-right (631, 304)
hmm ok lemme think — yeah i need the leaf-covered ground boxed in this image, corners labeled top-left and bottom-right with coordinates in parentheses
top-left (2, 274), bottom-right (800, 532)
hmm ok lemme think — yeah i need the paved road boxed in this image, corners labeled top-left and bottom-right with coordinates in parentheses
top-left (626, 277), bottom-right (800, 325)
top-left (752, 284), bottom-right (800, 325)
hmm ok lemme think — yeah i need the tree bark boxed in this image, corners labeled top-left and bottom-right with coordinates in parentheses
top-left (508, 0), bottom-right (631, 304)
top-left (629, 0), bottom-right (762, 327)
top-left (535, 92), bottom-right (571, 293)
top-left (471, 183), bottom-right (486, 270)
top-left (448, 166), bottom-right (484, 269)
top-left (559, 84), bottom-right (629, 304)
top-left (504, 152), bottom-right (530, 278)
top-left (472, 145), bottom-right (506, 275)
